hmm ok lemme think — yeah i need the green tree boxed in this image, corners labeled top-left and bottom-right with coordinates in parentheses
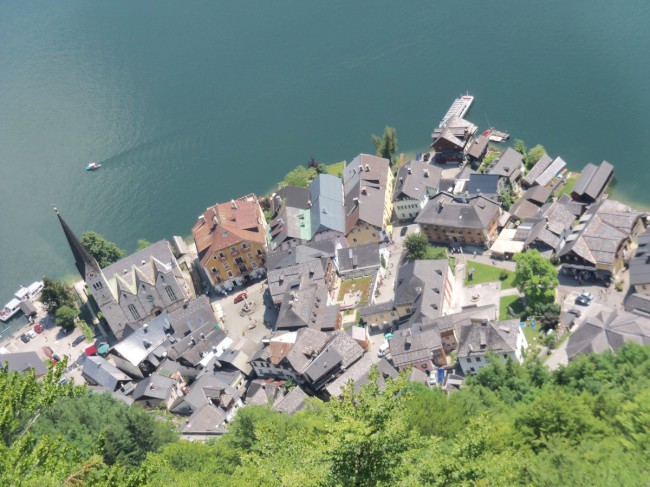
top-left (81, 231), bottom-right (126, 267)
top-left (404, 232), bottom-right (429, 261)
top-left (33, 392), bottom-right (177, 467)
top-left (316, 163), bottom-right (328, 174)
top-left (283, 165), bottom-right (316, 187)
top-left (372, 126), bottom-right (398, 163)
top-left (136, 239), bottom-right (152, 251)
top-left (55, 304), bottom-right (79, 330)
top-left (39, 276), bottom-right (75, 312)
top-left (513, 139), bottom-right (527, 155)
top-left (523, 144), bottom-right (546, 170)
top-left (513, 250), bottom-right (558, 310)
top-left (499, 183), bottom-right (516, 210)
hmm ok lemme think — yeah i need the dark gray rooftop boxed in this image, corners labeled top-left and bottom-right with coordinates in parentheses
top-left (82, 355), bottom-right (131, 391)
top-left (572, 160), bottom-right (614, 201)
top-left (181, 404), bottom-right (227, 435)
top-left (274, 386), bottom-right (309, 415)
top-left (467, 173), bottom-right (501, 198)
top-left (488, 147), bottom-right (523, 182)
top-left (393, 260), bottom-right (449, 320)
top-left (0, 351), bottom-right (48, 376)
top-left (344, 154), bottom-right (391, 230)
top-left (416, 192), bottom-right (501, 230)
top-left (132, 373), bottom-right (176, 402)
top-left (457, 319), bottom-right (520, 358)
top-left (567, 309), bottom-right (650, 359)
top-left (393, 161), bottom-right (442, 202)
top-left (102, 240), bottom-right (177, 286)
top-left (336, 243), bottom-right (380, 272)
top-left (389, 328), bottom-right (442, 369)
top-left (629, 228), bottom-right (650, 286)
top-left (522, 153), bottom-right (552, 186)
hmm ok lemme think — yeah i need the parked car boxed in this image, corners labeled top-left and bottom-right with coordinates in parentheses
top-left (580, 291), bottom-right (594, 302)
top-left (34, 324), bottom-right (44, 334)
top-left (568, 308), bottom-right (582, 317)
top-left (20, 334), bottom-right (30, 343)
top-left (27, 330), bottom-right (37, 339)
top-left (58, 377), bottom-right (69, 386)
top-left (72, 335), bottom-right (86, 347)
top-left (234, 292), bottom-right (248, 304)
top-left (575, 295), bottom-right (590, 306)
top-left (400, 226), bottom-right (408, 237)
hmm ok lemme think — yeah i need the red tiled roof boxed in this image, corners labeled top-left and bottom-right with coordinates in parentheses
top-left (193, 194), bottom-right (267, 267)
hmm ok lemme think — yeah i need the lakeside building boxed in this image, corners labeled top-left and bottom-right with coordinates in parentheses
top-left (343, 154), bottom-right (395, 247)
top-left (392, 161), bottom-right (442, 222)
top-left (56, 213), bottom-right (191, 340)
top-left (268, 174), bottom-right (345, 249)
top-left (571, 160), bottom-right (614, 203)
top-left (487, 147), bottom-right (524, 190)
top-left (430, 115), bottom-right (478, 164)
top-left (558, 199), bottom-right (645, 282)
top-left (193, 194), bottom-right (269, 292)
top-left (415, 192), bottom-right (501, 248)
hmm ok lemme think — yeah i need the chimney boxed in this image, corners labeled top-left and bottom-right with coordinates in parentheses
top-left (361, 187), bottom-right (368, 195)
top-left (353, 197), bottom-right (359, 205)
top-left (407, 166), bottom-right (412, 175)
top-left (358, 165), bottom-right (363, 173)
top-left (142, 324), bottom-right (149, 333)
top-left (141, 259), bottom-right (146, 265)
top-left (424, 169), bottom-right (429, 178)
top-left (365, 164), bottom-right (370, 172)
top-left (198, 215), bottom-right (206, 224)
top-left (231, 199), bottom-right (238, 210)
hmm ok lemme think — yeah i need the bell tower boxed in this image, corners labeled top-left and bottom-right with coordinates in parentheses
top-left (55, 209), bottom-right (114, 308)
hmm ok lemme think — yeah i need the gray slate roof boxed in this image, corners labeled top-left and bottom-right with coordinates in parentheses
top-left (181, 404), bottom-right (227, 435)
top-left (275, 283), bottom-right (339, 332)
top-left (133, 373), bottom-right (176, 402)
top-left (284, 328), bottom-right (330, 374)
top-left (82, 356), bottom-right (131, 391)
top-left (467, 135), bottom-right (489, 159)
top-left (358, 300), bottom-right (395, 318)
top-left (567, 310), bottom-right (650, 359)
top-left (416, 192), bottom-right (500, 230)
top-left (274, 386), bottom-right (309, 415)
top-left (536, 156), bottom-right (567, 187)
top-left (523, 153), bottom-right (552, 186)
top-left (394, 259), bottom-right (449, 320)
top-left (572, 160), bottom-right (614, 201)
top-left (102, 240), bottom-right (177, 287)
top-left (0, 352), bottom-right (48, 376)
top-left (467, 173), bottom-right (501, 198)
top-left (344, 154), bottom-right (391, 230)
top-left (393, 161), bottom-right (441, 201)
top-left (629, 228), bottom-right (650, 286)
top-left (336, 243), bottom-right (380, 273)
top-left (624, 293), bottom-right (650, 318)
top-left (559, 199), bottom-right (642, 267)
top-left (389, 328), bottom-right (442, 369)
top-left (488, 148), bottom-right (523, 183)
top-left (326, 331), bottom-right (364, 368)
top-left (457, 319), bottom-right (520, 359)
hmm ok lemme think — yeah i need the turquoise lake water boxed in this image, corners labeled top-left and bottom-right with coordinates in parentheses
top-left (1, 0), bottom-right (650, 310)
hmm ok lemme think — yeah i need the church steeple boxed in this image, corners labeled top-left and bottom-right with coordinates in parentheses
top-left (54, 209), bottom-right (102, 279)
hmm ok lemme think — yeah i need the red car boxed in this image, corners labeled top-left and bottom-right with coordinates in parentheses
top-left (234, 292), bottom-right (247, 304)
top-left (34, 324), bottom-right (44, 334)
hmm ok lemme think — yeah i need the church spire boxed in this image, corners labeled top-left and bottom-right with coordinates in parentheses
top-left (54, 208), bottom-right (102, 278)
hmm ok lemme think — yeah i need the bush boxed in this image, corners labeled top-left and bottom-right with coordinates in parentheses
top-left (550, 256), bottom-right (560, 266)
top-left (499, 270), bottom-right (509, 281)
top-left (615, 280), bottom-right (624, 292)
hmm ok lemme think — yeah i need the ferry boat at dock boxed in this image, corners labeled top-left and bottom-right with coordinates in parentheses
top-left (440, 94), bottom-right (474, 127)
top-left (0, 281), bottom-right (44, 322)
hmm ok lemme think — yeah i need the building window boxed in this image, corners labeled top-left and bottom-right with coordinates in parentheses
top-left (223, 262), bottom-right (230, 269)
top-left (128, 305), bottom-right (140, 320)
top-left (235, 257), bottom-right (244, 265)
top-left (165, 286), bottom-right (177, 301)
top-left (256, 249), bottom-right (263, 256)
top-left (211, 267), bottom-right (218, 274)
top-left (476, 356), bottom-right (481, 362)
top-left (241, 242), bottom-right (250, 250)
top-left (239, 266), bottom-right (248, 274)
top-left (470, 367), bottom-right (475, 373)
top-left (467, 357), bottom-right (471, 363)
top-left (227, 271), bottom-right (234, 278)
top-left (248, 252), bottom-right (254, 259)
top-left (252, 261), bottom-right (258, 268)
top-left (218, 252), bottom-right (226, 259)
top-left (503, 354), bottom-right (508, 359)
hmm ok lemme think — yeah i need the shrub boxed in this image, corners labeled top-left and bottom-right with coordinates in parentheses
top-left (615, 280), bottom-right (624, 292)
top-left (499, 270), bottom-right (509, 281)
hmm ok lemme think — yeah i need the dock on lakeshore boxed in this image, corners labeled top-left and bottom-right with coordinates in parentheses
top-left (439, 95), bottom-right (474, 126)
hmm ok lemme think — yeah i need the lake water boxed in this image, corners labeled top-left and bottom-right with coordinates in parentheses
top-left (2, 0), bottom-right (650, 311)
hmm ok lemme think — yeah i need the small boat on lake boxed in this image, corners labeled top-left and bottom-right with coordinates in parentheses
top-left (86, 162), bottom-right (102, 171)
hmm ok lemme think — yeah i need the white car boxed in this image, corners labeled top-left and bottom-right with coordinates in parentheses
top-left (27, 329), bottom-right (37, 339)
top-left (377, 341), bottom-right (390, 357)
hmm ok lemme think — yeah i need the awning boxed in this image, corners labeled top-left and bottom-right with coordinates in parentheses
top-left (97, 344), bottom-right (110, 355)
top-left (85, 345), bottom-right (98, 356)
